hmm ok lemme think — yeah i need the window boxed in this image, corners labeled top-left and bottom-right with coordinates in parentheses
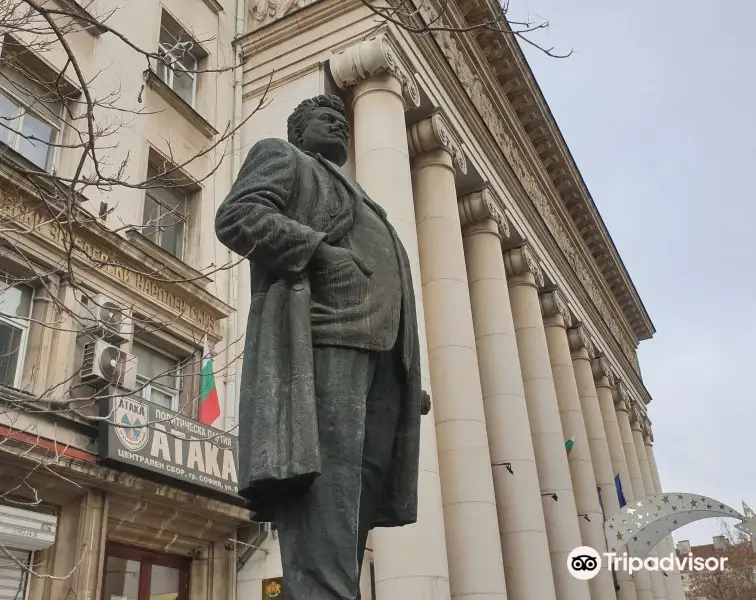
top-left (132, 340), bottom-right (181, 411)
top-left (0, 88), bottom-right (56, 170)
top-left (102, 543), bottom-right (189, 600)
top-left (0, 282), bottom-right (33, 388)
top-left (156, 15), bottom-right (199, 107)
top-left (142, 165), bottom-right (188, 259)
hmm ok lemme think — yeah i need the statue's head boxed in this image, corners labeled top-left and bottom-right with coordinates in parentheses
top-left (287, 94), bottom-right (349, 166)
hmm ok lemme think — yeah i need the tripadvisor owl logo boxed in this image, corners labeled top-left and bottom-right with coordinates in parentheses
top-left (567, 546), bottom-right (602, 580)
top-left (568, 545), bottom-right (728, 579)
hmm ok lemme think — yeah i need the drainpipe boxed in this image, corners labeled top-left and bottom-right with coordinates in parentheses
top-left (224, 0), bottom-right (246, 432)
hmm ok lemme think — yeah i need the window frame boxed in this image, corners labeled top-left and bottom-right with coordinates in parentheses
top-left (102, 542), bottom-right (190, 600)
top-left (142, 180), bottom-right (188, 260)
top-left (0, 85), bottom-right (60, 172)
top-left (0, 280), bottom-right (34, 389)
top-left (132, 338), bottom-right (182, 412)
top-left (156, 23), bottom-right (199, 108)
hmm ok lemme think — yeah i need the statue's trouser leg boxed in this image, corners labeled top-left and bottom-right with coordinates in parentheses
top-left (355, 349), bottom-right (403, 594)
top-left (276, 347), bottom-right (401, 600)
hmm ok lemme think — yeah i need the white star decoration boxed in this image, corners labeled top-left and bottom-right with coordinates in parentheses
top-left (735, 502), bottom-right (756, 549)
top-left (605, 493), bottom-right (745, 558)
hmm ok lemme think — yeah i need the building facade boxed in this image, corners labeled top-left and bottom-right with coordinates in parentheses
top-left (0, 1), bottom-right (687, 600)
top-left (234, 2), bottom-right (686, 600)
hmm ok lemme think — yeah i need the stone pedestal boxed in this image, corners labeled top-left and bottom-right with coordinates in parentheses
top-left (460, 188), bottom-right (556, 600)
top-left (542, 290), bottom-right (615, 600)
top-left (330, 35), bottom-right (451, 600)
top-left (504, 245), bottom-right (589, 600)
top-left (410, 114), bottom-right (508, 600)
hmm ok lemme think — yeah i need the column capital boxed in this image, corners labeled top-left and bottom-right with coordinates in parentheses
top-left (539, 287), bottom-right (572, 327)
top-left (591, 355), bottom-right (614, 385)
top-left (644, 425), bottom-right (655, 445)
top-left (629, 403), bottom-right (648, 430)
top-left (612, 380), bottom-right (630, 410)
top-left (567, 323), bottom-right (595, 358)
top-left (458, 185), bottom-right (509, 237)
top-left (329, 34), bottom-right (421, 109)
top-left (407, 112), bottom-right (467, 174)
top-left (630, 409), bottom-right (643, 430)
top-left (503, 244), bottom-right (544, 286)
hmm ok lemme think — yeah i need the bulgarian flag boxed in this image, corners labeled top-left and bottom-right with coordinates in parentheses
top-left (198, 335), bottom-right (221, 426)
top-left (565, 436), bottom-right (576, 457)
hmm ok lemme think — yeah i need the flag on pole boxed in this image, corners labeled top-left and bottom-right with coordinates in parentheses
top-left (615, 473), bottom-right (627, 508)
top-left (565, 436), bottom-right (576, 457)
top-left (198, 335), bottom-right (221, 426)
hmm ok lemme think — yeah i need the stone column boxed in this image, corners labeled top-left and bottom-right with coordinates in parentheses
top-left (614, 386), bottom-right (666, 600)
top-left (630, 413), bottom-right (668, 600)
top-left (593, 359), bottom-right (654, 600)
top-left (409, 113), bottom-right (508, 600)
top-left (542, 290), bottom-right (615, 600)
top-left (504, 244), bottom-right (590, 600)
top-left (42, 490), bottom-right (109, 600)
top-left (569, 327), bottom-right (636, 600)
top-left (644, 434), bottom-right (686, 600)
top-left (460, 188), bottom-right (556, 600)
top-left (330, 36), bottom-right (451, 600)
top-left (21, 275), bottom-right (59, 394)
top-left (45, 275), bottom-right (81, 398)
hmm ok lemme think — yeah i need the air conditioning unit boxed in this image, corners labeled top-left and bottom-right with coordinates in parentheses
top-left (80, 294), bottom-right (133, 344)
top-left (80, 339), bottom-right (138, 392)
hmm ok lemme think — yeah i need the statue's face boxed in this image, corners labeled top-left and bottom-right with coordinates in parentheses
top-left (299, 106), bottom-right (349, 166)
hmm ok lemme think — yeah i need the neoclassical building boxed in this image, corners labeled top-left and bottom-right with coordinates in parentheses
top-left (234, 1), bottom-right (686, 600)
top-left (0, 1), bottom-right (685, 600)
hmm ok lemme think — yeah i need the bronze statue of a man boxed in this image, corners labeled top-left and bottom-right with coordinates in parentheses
top-left (215, 94), bottom-right (428, 600)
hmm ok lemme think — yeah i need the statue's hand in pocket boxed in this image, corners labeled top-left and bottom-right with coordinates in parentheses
top-left (312, 243), bottom-right (373, 277)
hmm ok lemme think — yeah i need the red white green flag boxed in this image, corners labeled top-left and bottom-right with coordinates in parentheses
top-left (565, 436), bottom-right (576, 457)
top-left (198, 335), bottom-right (221, 426)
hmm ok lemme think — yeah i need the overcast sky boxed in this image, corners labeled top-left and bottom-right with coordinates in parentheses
top-left (506, 0), bottom-right (756, 546)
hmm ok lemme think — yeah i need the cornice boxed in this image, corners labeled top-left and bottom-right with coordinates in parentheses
top-left (456, 1), bottom-right (655, 342)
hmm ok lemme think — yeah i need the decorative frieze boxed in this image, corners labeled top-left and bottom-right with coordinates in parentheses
top-left (249, 0), bottom-right (316, 30)
top-left (329, 34), bottom-right (421, 109)
top-left (415, 2), bottom-right (638, 365)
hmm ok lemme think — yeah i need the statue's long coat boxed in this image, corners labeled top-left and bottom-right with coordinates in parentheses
top-left (215, 138), bottom-right (422, 528)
